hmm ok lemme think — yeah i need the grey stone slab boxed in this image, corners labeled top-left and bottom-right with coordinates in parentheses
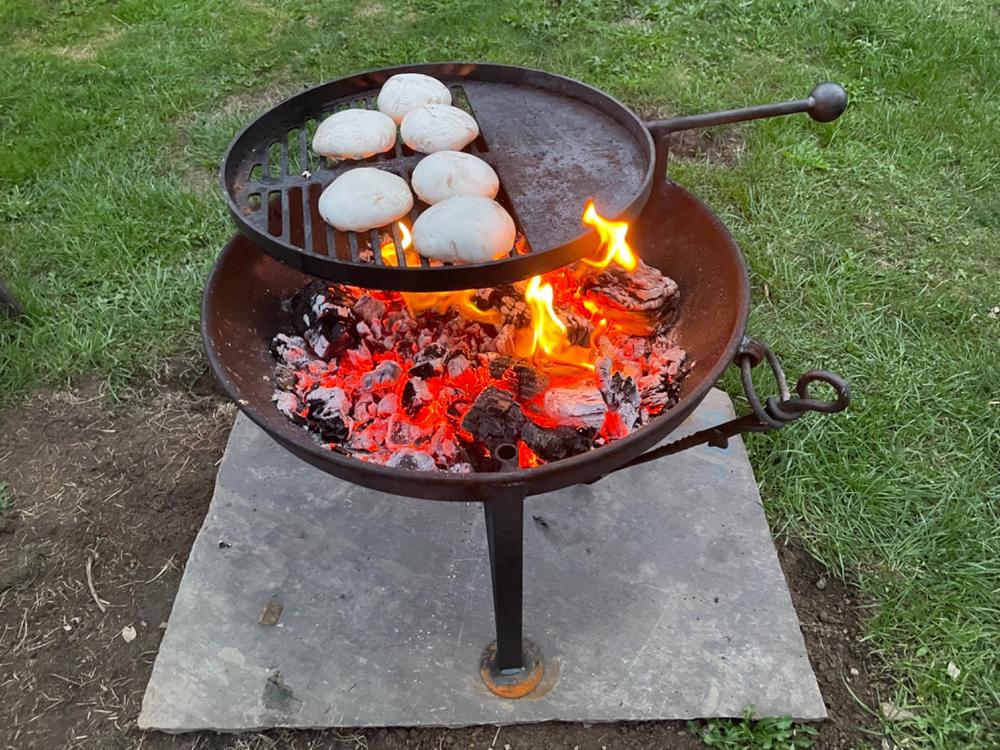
top-left (139, 389), bottom-right (825, 732)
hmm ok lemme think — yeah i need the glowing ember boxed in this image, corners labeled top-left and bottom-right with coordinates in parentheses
top-left (270, 201), bottom-right (689, 471)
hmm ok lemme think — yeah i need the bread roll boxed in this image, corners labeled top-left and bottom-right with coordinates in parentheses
top-left (411, 151), bottom-right (499, 205)
top-left (312, 109), bottom-right (396, 160)
top-left (412, 195), bottom-right (515, 264)
top-left (318, 168), bottom-right (413, 232)
top-left (377, 73), bottom-right (452, 124)
top-left (400, 105), bottom-right (479, 155)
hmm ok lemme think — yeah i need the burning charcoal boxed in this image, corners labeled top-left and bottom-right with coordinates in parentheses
top-left (542, 384), bottom-right (607, 429)
top-left (353, 294), bottom-right (386, 326)
top-left (304, 319), bottom-right (357, 361)
top-left (274, 364), bottom-right (298, 391)
top-left (563, 310), bottom-right (595, 348)
top-left (596, 357), bottom-right (642, 431)
top-left (461, 385), bottom-right (525, 446)
top-left (582, 260), bottom-right (680, 330)
top-left (446, 354), bottom-right (471, 379)
top-left (429, 426), bottom-right (459, 464)
top-left (272, 391), bottom-right (306, 425)
top-left (349, 421), bottom-right (387, 453)
top-left (270, 334), bottom-right (316, 369)
top-left (387, 414), bottom-right (431, 447)
top-left (507, 364), bottom-right (549, 402)
top-left (488, 355), bottom-right (516, 379)
top-left (361, 360), bottom-right (403, 391)
top-left (402, 377), bottom-right (432, 415)
top-left (290, 280), bottom-right (356, 333)
top-left (409, 344), bottom-right (446, 378)
top-left (386, 448), bottom-right (438, 471)
top-left (488, 325), bottom-right (518, 356)
top-left (376, 392), bottom-right (399, 417)
top-left (305, 387), bottom-right (352, 442)
top-left (352, 393), bottom-right (375, 422)
top-left (498, 294), bottom-right (531, 328)
top-left (522, 421), bottom-right (595, 462)
top-left (409, 359), bottom-right (442, 379)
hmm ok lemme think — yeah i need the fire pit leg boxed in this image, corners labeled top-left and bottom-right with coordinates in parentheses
top-left (479, 487), bottom-right (544, 698)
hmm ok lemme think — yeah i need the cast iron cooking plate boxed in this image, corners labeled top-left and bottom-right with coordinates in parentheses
top-left (202, 179), bottom-right (749, 500)
top-left (221, 62), bottom-right (654, 291)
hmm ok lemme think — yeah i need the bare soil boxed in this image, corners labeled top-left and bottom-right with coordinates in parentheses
top-left (0, 367), bottom-right (879, 750)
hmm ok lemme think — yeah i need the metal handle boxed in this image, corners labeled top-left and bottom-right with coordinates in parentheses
top-left (609, 336), bottom-right (851, 472)
top-left (645, 83), bottom-right (848, 137)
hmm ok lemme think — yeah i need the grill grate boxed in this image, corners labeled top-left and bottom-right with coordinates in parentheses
top-left (238, 86), bottom-right (532, 270)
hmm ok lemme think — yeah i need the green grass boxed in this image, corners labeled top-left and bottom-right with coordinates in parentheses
top-left (692, 710), bottom-right (818, 749)
top-left (1, 1), bottom-right (998, 747)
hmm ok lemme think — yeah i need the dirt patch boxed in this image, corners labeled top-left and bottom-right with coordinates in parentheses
top-left (667, 128), bottom-right (746, 167)
top-left (0, 370), bottom-right (879, 749)
top-left (639, 107), bottom-right (746, 166)
top-left (55, 25), bottom-right (125, 62)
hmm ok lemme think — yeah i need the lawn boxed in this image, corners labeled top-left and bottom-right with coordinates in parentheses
top-left (1, 0), bottom-right (998, 747)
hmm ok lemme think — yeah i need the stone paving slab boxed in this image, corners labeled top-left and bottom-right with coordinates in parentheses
top-left (139, 389), bottom-right (825, 731)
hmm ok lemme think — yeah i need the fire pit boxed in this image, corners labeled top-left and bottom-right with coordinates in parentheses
top-left (203, 62), bottom-right (851, 698)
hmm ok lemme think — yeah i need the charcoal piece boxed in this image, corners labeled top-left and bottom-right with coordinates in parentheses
top-left (272, 391), bottom-right (306, 425)
top-left (290, 280), bottom-right (355, 333)
top-left (563, 310), bottom-right (595, 348)
top-left (522, 421), bottom-right (595, 462)
top-left (543, 384), bottom-right (607, 429)
top-left (508, 364), bottom-right (549, 402)
top-left (274, 364), bottom-right (298, 391)
top-left (446, 354), bottom-right (471, 379)
top-left (386, 448), bottom-right (437, 471)
top-left (304, 319), bottom-right (357, 361)
top-left (582, 260), bottom-right (680, 330)
top-left (597, 357), bottom-right (642, 430)
top-left (387, 414), bottom-right (431, 446)
top-left (353, 294), bottom-right (386, 325)
top-left (361, 360), bottom-right (403, 391)
top-left (409, 359), bottom-right (443, 379)
top-left (417, 342), bottom-right (448, 361)
top-left (491, 324), bottom-right (519, 356)
top-left (488, 355), bottom-right (517, 379)
top-left (270, 334), bottom-right (315, 368)
top-left (376, 392), bottom-right (399, 417)
top-left (352, 393), bottom-right (375, 422)
top-left (498, 294), bottom-right (531, 328)
top-left (305, 387), bottom-right (352, 442)
top-left (402, 377), bottom-right (432, 416)
top-left (461, 385), bottom-right (525, 446)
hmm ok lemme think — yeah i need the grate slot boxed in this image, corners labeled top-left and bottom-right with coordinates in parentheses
top-left (390, 222), bottom-right (408, 268)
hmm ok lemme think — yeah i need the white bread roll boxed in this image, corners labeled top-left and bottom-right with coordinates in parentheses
top-left (412, 195), bottom-right (515, 264)
top-left (411, 151), bottom-right (499, 205)
top-left (318, 168), bottom-right (413, 232)
top-left (377, 73), bottom-right (452, 124)
top-left (400, 105), bottom-right (479, 155)
top-left (312, 109), bottom-right (396, 160)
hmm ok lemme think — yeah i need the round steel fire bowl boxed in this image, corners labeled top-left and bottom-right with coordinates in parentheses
top-left (201, 178), bottom-right (750, 501)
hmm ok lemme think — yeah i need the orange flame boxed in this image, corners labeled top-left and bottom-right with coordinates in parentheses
top-left (524, 276), bottom-right (566, 356)
top-left (581, 200), bottom-right (637, 272)
top-left (380, 223), bottom-right (500, 325)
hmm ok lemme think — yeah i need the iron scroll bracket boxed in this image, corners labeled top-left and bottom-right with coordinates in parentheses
top-left (609, 337), bottom-right (851, 473)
